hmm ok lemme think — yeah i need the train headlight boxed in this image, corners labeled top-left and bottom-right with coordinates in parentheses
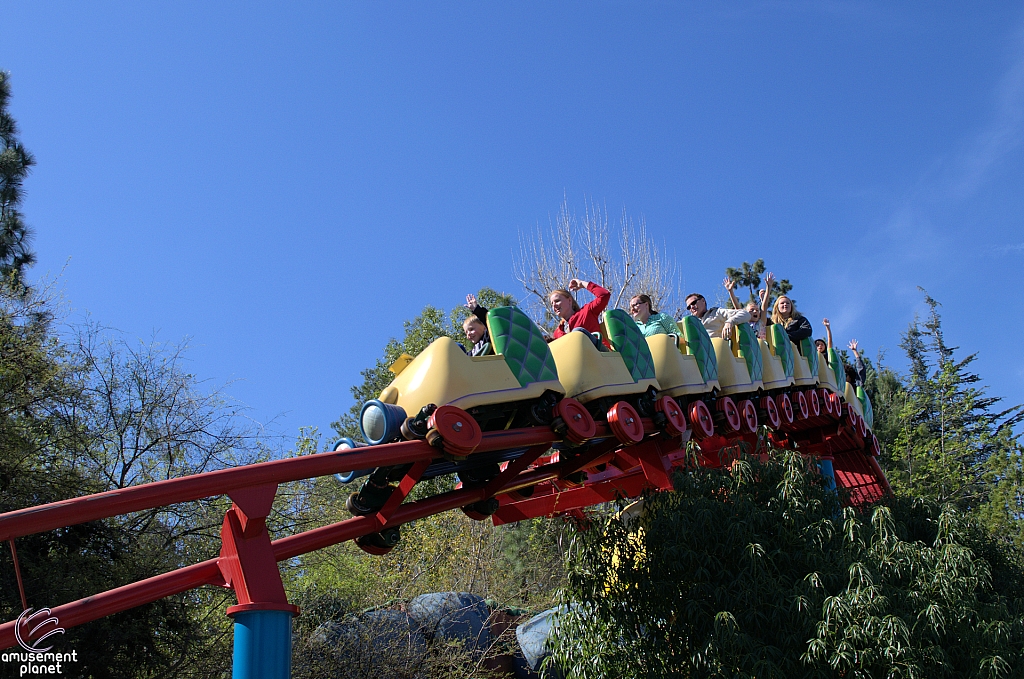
top-left (359, 399), bottom-right (408, 446)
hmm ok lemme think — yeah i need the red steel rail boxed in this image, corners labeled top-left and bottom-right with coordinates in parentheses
top-left (0, 397), bottom-right (888, 651)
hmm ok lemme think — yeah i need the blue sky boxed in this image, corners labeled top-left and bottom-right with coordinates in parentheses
top-left (3, 2), bottom-right (1023, 444)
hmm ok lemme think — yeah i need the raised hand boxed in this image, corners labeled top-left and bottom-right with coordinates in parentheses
top-left (764, 271), bottom-right (776, 289)
top-left (848, 339), bottom-right (859, 354)
top-left (568, 278), bottom-right (585, 292)
top-left (723, 277), bottom-right (736, 291)
top-left (822, 318), bottom-right (830, 328)
top-left (465, 293), bottom-right (477, 309)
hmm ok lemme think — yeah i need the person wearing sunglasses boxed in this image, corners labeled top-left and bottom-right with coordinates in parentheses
top-left (684, 280), bottom-right (752, 340)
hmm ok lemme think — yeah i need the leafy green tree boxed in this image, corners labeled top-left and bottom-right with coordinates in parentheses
top-left (0, 285), bottom-right (223, 678)
top-left (725, 258), bottom-right (792, 306)
top-left (0, 71), bottom-right (36, 287)
top-left (552, 450), bottom-right (1024, 678)
top-left (331, 287), bottom-right (514, 442)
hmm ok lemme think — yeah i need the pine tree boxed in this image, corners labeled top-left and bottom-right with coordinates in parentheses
top-left (0, 71), bottom-right (36, 287)
top-left (877, 292), bottom-right (1024, 541)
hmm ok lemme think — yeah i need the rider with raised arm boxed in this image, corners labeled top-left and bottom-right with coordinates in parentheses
top-left (462, 293), bottom-right (493, 357)
top-left (816, 317), bottom-right (833, 357)
top-left (685, 278), bottom-right (751, 340)
top-left (549, 279), bottom-right (611, 340)
top-left (847, 339), bottom-right (867, 387)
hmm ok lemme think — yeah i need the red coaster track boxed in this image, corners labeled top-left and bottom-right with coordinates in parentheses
top-left (0, 396), bottom-right (886, 650)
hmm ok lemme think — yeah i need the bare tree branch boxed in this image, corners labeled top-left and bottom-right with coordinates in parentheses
top-left (513, 197), bottom-right (683, 328)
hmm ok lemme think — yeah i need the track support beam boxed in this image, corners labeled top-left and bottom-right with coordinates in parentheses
top-left (221, 484), bottom-right (299, 679)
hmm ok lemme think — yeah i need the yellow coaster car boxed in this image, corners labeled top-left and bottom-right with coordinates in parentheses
top-left (790, 336), bottom-right (819, 387)
top-left (548, 309), bottom-right (659, 405)
top-left (712, 322), bottom-right (764, 396)
top-left (647, 316), bottom-right (722, 397)
top-left (377, 307), bottom-right (564, 419)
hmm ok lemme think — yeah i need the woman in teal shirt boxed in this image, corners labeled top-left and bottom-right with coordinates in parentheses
top-left (629, 294), bottom-right (678, 337)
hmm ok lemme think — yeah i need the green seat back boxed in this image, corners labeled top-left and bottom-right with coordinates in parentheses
top-left (487, 307), bottom-right (559, 387)
top-left (799, 337), bottom-right (819, 376)
top-left (604, 309), bottom-right (657, 383)
top-left (735, 322), bottom-right (763, 382)
top-left (769, 324), bottom-right (794, 377)
top-left (828, 348), bottom-right (846, 392)
top-left (857, 386), bottom-right (874, 429)
top-left (680, 316), bottom-right (718, 383)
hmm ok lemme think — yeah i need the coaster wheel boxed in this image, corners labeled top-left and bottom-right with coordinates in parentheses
top-left (714, 397), bottom-right (742, 434)
top-left (401, 417), bottom-right (427, 440)
top-left (738, 400), bottom-right (759, 433)
top-left (554, 398), bottom-right (597, 444)
top-left (819, 389), bottom-right (835, 417)
top-left (760, 396), bottom-right (781, 429)
top-left (869, 434), bottom-right (881, 456)
top-left (355, 528), bottom-right (401, 556)
top-left (830, 392), bottom-right (845, 417)
top-left (427, 405), bottom-right (482, 460)
top-left (775, 393), bottom-right (794, 425)
top-left (847, 410), bottom-right (859, 433)
top-left (858, 413), bottom-right (870, 438)
top-left (462, 497), bottom-right (500, 521)
top-left (688, 401), bottom-right (715, 440)
top-left (655, 396), bottom-right (688, 437)
top-left (831, 395), bottom-right (847, 417)
top-left (529, 391), bottom-right (560, 425)
top-left (509, 485), bottom-right (535, 501)
top-left (793, 391), bottom-right (810, 421)
top-left (607, 401), bottom-right (644, 445)
top-left (806, 389), bottom-right (821, 418)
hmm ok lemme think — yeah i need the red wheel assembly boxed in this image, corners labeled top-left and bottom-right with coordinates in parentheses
top-left (819, 389), bottom-right (835, 417)
top-left (714, 397), bottom-right (742, 434)
top-left (655, 396), bottom-right (688, 437)
top-left (689, 401), bottom-right (715, 439)
top-left (739, 400), bottom-right (758, 433)
top-left (794, 391), bottom-right (810, 420)
top-left (760, 396), bottom-right (781, 429)
top-left (427, 405), bottom-right (482, 458)
top-left (831, 392), bottom-right (845, 417)
top-left (555, 397), bottom-right (597, 444)
top-left (806, 390), bottom-right (821, 418)
top-left (607, 401), bottom-right (644, 444)
top-left (775, 393), bottom-right (794, 426)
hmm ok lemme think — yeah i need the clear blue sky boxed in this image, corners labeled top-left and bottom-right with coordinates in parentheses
top-left (3, 2), bottom-right (1023, 444)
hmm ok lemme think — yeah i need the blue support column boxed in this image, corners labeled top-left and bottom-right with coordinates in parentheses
top-left (817, 457), bottom-right (837, 494)
top-left (230, 608), bottom-right (294, 679)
